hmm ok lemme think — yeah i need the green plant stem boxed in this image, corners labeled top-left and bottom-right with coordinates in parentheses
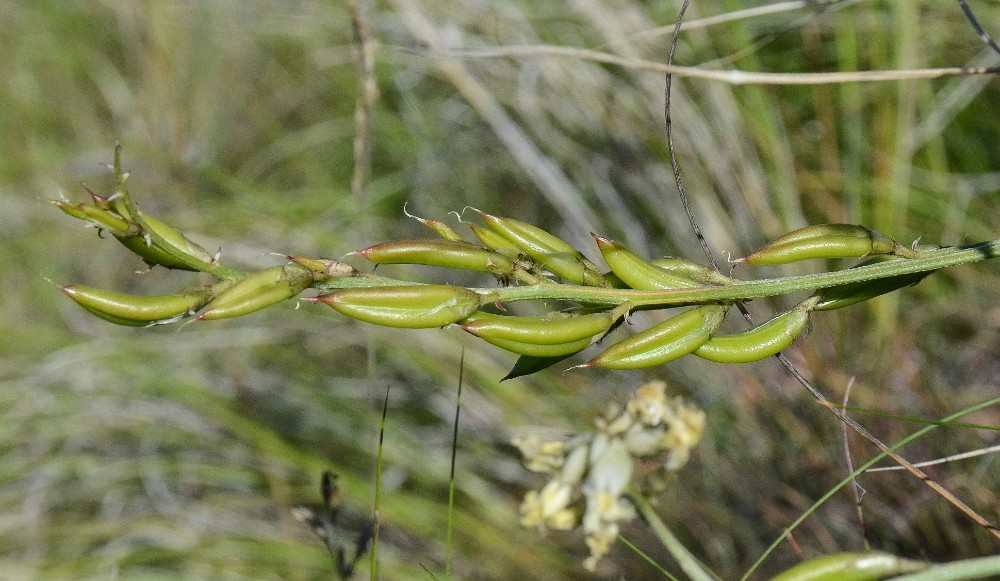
top-left (630, 492), bottom-right (719, 581)
top-left (617, 535), bottom-right (681, 581)
top-left (314, 240), bottom-right (1000, 307)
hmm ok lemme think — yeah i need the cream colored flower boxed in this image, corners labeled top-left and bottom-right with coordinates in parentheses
top-left (515, 381), bottom-right (705, 571)
top-left (627, 380), bottom-right (670, 426)
top-left (512, 433), bottom-right (567, 473)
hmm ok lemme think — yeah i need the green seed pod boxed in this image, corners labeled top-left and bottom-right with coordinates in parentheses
top-left (469, 223), bottom-right (524, 260)
top-left (474, 333), bottom-right (594, 358)
top-left (475, 210), bottom-right (607, 286)
top-left (769, 551), bottom-right (926, 581)
top-left (59, 283), bottom-right (220, 326)
top-left (53, 200), bottom-right (93, 222)
top-left (53, 201), bottom-right (133, 234)
top-left (315, 284), bottom-right (482, 328)
top-left (354, 238), bottom-right (515, 276)
top-left (694, 297), bottom-right (820, 363)
top-left (736, 224), bottom-right (917, 266)
top-left (581, 304), bottom-right (728, 370)
top-left (285, 256), bottom-right (357, 276)
top-left (117, 235), bottom-right (199, 271)
top-left (650, 257), bottom-right (736, 285)
top-left (409, 213), bottom-right (466, 242)
top-left (198, 265), bottom-right (316, 320)
top-left (594, 235), bottom-right (700, 290)
top-left (535, 252), bottom-right (608, 286)
top-left (476, 209), bottom-right (578, 255)
top-left (78, 204), bottom-right (131, 234)
top-left (139, 213), bottom-right (215, 265)
top-left (813, 258), bottom-right (933, 311)
top-left (115, 213), bottom-right (213, 271)
top-left (461, 311), bottom-right (614, 345)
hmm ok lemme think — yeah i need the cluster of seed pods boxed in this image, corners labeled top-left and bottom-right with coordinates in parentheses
top-left (324, 214), bottom-right (923, 375)
top-left (54, 154), bottom-right (927, 376)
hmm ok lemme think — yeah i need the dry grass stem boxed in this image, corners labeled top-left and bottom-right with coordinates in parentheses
top-left (430, 44), bottom-right (1000, 85)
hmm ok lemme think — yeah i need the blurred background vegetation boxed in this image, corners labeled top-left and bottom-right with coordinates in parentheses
top-left (3, 0), bottom-right (999, 579)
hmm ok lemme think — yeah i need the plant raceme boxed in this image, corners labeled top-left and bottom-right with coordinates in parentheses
top-left (54, 147), bottom-right (1000, 379)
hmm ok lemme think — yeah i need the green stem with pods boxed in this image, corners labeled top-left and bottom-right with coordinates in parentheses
top-left (313, 240), bottom-right (1000, 308)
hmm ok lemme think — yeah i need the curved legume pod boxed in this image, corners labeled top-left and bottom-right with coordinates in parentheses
top-left (198, 264), bottom-right (316, 320)
top-left (59, 283), bottom-right (220, 326)
top-left (117, 235), bottom-right (200, 271)
top-left (285, 256), bottom-right (357, 276)
top-left (53, 201), bottom-right (131, 234)
top-left (534, 252), bottom-right (608, 286)
top-left (314, 284), bottom-right (482, 328)
top-left (407, 212), bottom-right (466, 242)
top-left (461, 311), bottom-right (615, 345)
top-left (469, 223), bottom-right (523, 260)
top-left (694, 297), bottom-right (820, 363)
top-left (593, 234), bottom-right (700, 290)
top-left (53, 200), bottom-right (94, 221)
top-left (474, 209), bottom-right (607, 286)
top-left (650, 257), bottom-right (736, 285)
top-left (140, 213), bottom-right (215, 264)
top-left (474, 334), bottom-right (595, 358)
top-left (353, 238), bottom-right (515, 276)
top-left (475, 209), bottom-right (578, 255)
top-left (735, 224), bottom-right (917, 265)
top-left (768, 551), bottom-right (926, 581)
top-left (116, 213), bottom-right (214, 271)
top-left (79, 203), bottom-right (132, 233)
top-left (581, 304), bottom-right (728, 370)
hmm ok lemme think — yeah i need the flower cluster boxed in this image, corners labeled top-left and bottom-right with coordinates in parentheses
top-left (513, 381), bottom-right (706, 571)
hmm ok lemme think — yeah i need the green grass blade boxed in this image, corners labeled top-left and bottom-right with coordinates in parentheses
top-left (445, 350), bottom-right (465, 580)
top-left (741, 395), bottom-right (1000, 580)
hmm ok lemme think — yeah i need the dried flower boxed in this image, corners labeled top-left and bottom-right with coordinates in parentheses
top-left (515, 380), bottom-right (705, 571)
